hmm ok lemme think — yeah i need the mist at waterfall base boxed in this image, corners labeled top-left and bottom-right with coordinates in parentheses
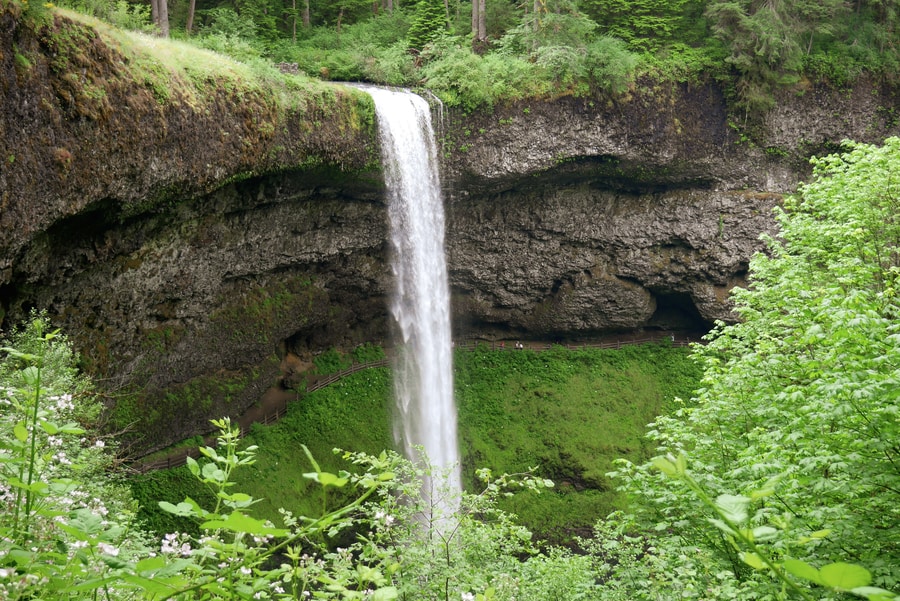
top-left (361, 85), bottom-right (462, 516)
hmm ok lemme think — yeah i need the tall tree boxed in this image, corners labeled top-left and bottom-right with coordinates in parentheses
top-left (471, 0), bottom-right (486, 51)
top-left (408, 0), bottom-right (446, 49)
top-left (706, 0), bottom-right (846, 113)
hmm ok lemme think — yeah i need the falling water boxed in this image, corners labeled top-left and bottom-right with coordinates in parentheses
top-left (361, 86), bottom-right (461, 512)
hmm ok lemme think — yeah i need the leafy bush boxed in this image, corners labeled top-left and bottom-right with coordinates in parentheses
top-left (313, 347), bottom-right (353, 374)
top-left (585, 36), bottom-right (637, 93)
top-left (610, 138), bottom-right (900, 600)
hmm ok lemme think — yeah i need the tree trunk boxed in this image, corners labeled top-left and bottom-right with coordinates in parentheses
top-left (150, 0), bottom-right (159, 30)
top-left (186, 0), bottom-right (196, 35)
top-left (337, 7), bottom-right (343, 32)
top-left (292, 0), bottom-right (297, 42)
top-left (471, 0), bottom-right (486, 52)
top-left (158, 0), bottom-right (170, 37)
top-left (303, 0), bottom-right (310, 27)
top-left (477, 0), bottom-right (485, 40)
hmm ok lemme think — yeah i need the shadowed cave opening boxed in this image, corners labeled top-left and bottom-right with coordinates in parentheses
top-left (647, 291), bottom-right (711, 333)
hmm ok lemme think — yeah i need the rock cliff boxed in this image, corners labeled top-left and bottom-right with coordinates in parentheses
top-left (2, 7), bottom-right (898, 452)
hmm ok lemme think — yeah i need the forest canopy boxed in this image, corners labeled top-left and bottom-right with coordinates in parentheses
top-left (30, 0), bottom-right (900, 113)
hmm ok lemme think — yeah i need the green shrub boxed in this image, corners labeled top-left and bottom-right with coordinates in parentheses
top-left (313, 347), bottom-right (352, 374)
top-left (351, 342), bottom-right (387, 363)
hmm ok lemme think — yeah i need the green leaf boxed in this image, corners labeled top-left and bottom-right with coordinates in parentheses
top-left (40, 421), bottom-right (59, 435)
top-left (13, 422), bottom-right (27, 442)
top-left (714, 494), bottom-right (750, 525)
top-left (302, 444), bottom-right (322, 473)
top-left (121, 574), bottom-right (187, 597)
top-left (135, 556), bottom-right (167, 573)
top-left (751, 526), bottom-right (778, 541)
top-left (185, 456), bottom-right (200, 477)
top-left (651, 456), bottom-right (678, 476)
top-left (819, 562), bottom-right (872, 590)
top-left (200, 511), bottom-right (289, 536)
top-left (372, 586), bottom-right (399, 601)
top-left (740, 551), bottom-right (765, 570)
top-left (58, 423), bottom-right (85, 435)
top-left (850, 586), bottom-right (898, 600)
top-left (158, 501), bottom-right (196, 517)
top-left (318, 471), bottom-right (349, 487)
top-left (303, 470), bottom-right (349, 487)
top-left (201, 462), bottom-right (226, 483)
top-left (63, 577), bottom-right (118, 593)
top-left (22, 366), bottom-right (40, 386)
top-left (220, 491), bottom-right (257, 509)
top-left (782, 558), bottom-right (822, 585)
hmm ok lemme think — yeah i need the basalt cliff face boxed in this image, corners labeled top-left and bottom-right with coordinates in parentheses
top-left (2, 8), bottom-right (898, 452)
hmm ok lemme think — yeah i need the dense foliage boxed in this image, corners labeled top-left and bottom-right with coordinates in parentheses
top-left (21, 0), bottom-right (898, 115)
top-left (611, 137), bottom-right (900, 599)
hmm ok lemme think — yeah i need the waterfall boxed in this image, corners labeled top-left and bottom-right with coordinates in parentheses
top-left (361, 86), bottom-right (461, 513)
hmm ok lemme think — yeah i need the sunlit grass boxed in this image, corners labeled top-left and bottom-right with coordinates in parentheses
top-left (54, 7), bottom-right (367, 110)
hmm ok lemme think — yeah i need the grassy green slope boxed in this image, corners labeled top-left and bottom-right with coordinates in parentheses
top-left (233, 367), bottom-right (394, 523)
top-left (455, 342), bottom-right (700, 542)
top-left (132, 343), bottom-right (701, 542)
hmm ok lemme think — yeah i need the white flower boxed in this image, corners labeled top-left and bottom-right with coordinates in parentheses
top-left (94, 440), bottom-right (105, 448)
top-left (461, 593), bottom-right (475, 601)
top-left (97, 542), bottom-right (119, 556)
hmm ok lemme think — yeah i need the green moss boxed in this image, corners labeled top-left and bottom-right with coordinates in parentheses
top-left (130, 464), bottom-right (216, 536)
top-left (454, 342), bottom-right (701, 544)
top-left (209, 278), bottom-right (319, 346)
top-left (14, 49), bottom-right (32, 73)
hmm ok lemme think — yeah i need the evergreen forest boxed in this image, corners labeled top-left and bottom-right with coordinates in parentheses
top-left (32, 0), bottom-right (900, 115)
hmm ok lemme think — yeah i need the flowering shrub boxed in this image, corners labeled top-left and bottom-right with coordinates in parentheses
top-left (0, 314), bottom-right (589, 600)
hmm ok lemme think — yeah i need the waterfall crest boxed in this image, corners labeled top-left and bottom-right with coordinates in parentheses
top-left (362, 86), bottom-right (461, 510)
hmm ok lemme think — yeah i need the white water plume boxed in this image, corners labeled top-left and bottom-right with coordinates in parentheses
top-left (360, 86), bottom-right (461, 515)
